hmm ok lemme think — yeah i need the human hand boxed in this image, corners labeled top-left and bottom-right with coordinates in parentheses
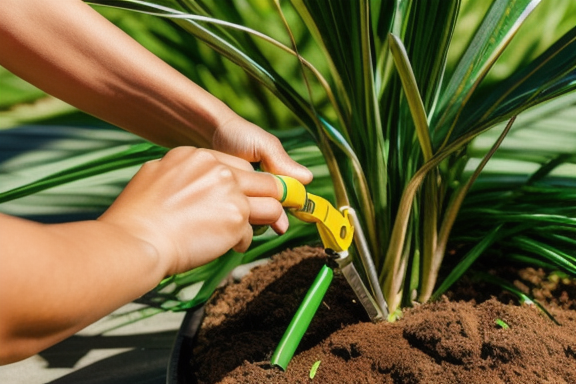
top-left (98, 147), bottom-right (285, 276)
top-left (212, 115), bottom-right (314, 185)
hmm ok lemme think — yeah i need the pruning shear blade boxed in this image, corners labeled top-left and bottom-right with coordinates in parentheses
top-left (331, 250), bottom-right (384, 322)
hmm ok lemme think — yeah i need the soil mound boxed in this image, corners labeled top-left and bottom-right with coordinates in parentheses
top-left (190, 246), bottom-right (576, 384)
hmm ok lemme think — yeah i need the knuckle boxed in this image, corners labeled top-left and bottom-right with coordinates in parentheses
top-left (161, 147), bottom-right (202, 166)
top-left (140, 159), bottom-right (158, 172)
top-left (191, 147), bottom-right (209, 156)
top-left (164, 146), bottom-right (193, 159)
top-left (215, 165), bottom-right (234, 182)
top-left (266, 135), bottom-right (283, 151)
top-left (270, 135), bottom-right (282, 146)
top-left (232, 157), bottom-right (253, 172)
top-left (190, 148), bottom-right (216, 163)
top-left (233, 226), bottom-right (253, 253)
top-left (230, 203), bottom-right (249, 226)
top-left (234, 242), bottom-right (250, 254)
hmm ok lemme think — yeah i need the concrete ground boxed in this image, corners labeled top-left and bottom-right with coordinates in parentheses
top-left (0, 304), bottom-right (186, 384)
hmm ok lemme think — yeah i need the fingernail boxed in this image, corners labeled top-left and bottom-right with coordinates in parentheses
top-left (298, 166), bottom-right (314, 184)
top-left (276, 212), bottom-right (289, 234)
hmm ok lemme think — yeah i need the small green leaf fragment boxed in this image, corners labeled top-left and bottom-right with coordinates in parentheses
top-left (495, 318), bottom-right (509, 329)
top-left (309, 360), bottom-right (321, 379)
top-left (387, 308), bottom-right (404, 322)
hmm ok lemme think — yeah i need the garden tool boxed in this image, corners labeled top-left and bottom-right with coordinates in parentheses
top-left (270, 176), bottom-right (389, 370)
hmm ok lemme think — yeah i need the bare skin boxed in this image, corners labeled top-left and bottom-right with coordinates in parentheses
top-left (0, 0), bottom-right (312, 364)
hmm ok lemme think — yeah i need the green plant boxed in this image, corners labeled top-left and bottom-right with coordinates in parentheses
top-left (309, 360), bottom-right (321, 379)
top-left (1, 0), bottom-right (575, 319)
top-left (495, 318), bottom-right (510, 329)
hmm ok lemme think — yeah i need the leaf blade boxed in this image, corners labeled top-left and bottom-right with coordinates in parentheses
top-left (432, 0), bottom-right (541, 146)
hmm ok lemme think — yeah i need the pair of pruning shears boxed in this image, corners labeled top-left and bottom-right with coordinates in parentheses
top-left (270, 176), bottom-right (389, 370)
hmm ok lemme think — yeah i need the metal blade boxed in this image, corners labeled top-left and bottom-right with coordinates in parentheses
top-left (335, 254), bottom-right (385, 322)
top-left (346, 208), bottom-right (390, 318)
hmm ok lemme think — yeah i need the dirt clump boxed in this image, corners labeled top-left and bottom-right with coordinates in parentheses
top-left (189, 246), bottom-right (576, 384)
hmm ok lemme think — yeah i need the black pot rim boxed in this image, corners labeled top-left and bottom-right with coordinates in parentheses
top-left (165, 258), bottom-right (272, 383)
top-left (166, 305), bottom-right (205, 384)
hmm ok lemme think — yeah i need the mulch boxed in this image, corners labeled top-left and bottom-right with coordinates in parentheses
top-left (189, 246), bottom-right (576, 384)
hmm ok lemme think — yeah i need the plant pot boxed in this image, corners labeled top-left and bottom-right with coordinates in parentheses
top-left (166, 258), bottom-right (273, 384)
top-left (167, 246), bottom-right (576, 384)
top-left (166, 306), bottom-right (204, 384)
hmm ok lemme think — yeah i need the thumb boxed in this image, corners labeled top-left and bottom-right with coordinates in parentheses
top-left (260, 146), bottom-right (313, 185)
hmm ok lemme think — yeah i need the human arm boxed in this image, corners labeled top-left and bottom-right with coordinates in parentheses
top-left (0, 147), bottom-right (285, 365)
top-left (0, 0), bottom-right (313, 183)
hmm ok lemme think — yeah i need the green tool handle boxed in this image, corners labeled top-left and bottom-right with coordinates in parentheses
top-left (270, 264), bottom-right (334, 370)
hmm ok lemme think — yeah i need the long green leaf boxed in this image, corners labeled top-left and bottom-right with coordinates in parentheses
top-left (511, 236), bottom-right (576, 274)
top-left (471, 271), bottom-right (557, 323)
top-left (388, 33), bottom-right (432, 161)
top-left (461, 26), bottom-right (576, 133)
top-left (432, 0), bottom-right (541, 147)
top-left (431, 224), bottom-right (503, 301)
top-left (0, 67), bottom-right (46, 110)
top-left (0, 143), bottom-right (167, 203)
top-left (400, 0), bottom-right (460, 114)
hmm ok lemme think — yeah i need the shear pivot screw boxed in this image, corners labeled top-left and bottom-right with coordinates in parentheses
top-left (325, 248), bottom-right (338, 259)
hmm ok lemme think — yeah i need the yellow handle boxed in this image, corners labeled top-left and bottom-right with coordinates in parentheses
top-left (275, 176), bottom-right (354, 252)
top-left (275, 175), bottom-right (307, 209)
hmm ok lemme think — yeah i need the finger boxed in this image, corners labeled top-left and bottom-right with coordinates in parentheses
top-left (248, 198), bottom-right (288, 235)
top-left (270, 210), bottom-right (289, 235)
top-left (247, 197), bottom-right (284, 225)
top-left (258, 142), bottom-right (313, 185)
top-left (207, 150), bottom-right (254, 172)
top-left (233, 169), bottom-right (284, 200)
top-left (233, 224), bottom-right (254, 253)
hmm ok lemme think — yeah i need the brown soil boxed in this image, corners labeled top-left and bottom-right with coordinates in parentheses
top-left (189, 246), bottom-right (576, 384)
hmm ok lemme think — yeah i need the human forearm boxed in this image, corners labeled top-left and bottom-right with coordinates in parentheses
top-left (0, 213), bottom-right (164, 364)
top-left (0, 0), bottom-right (236, 148)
